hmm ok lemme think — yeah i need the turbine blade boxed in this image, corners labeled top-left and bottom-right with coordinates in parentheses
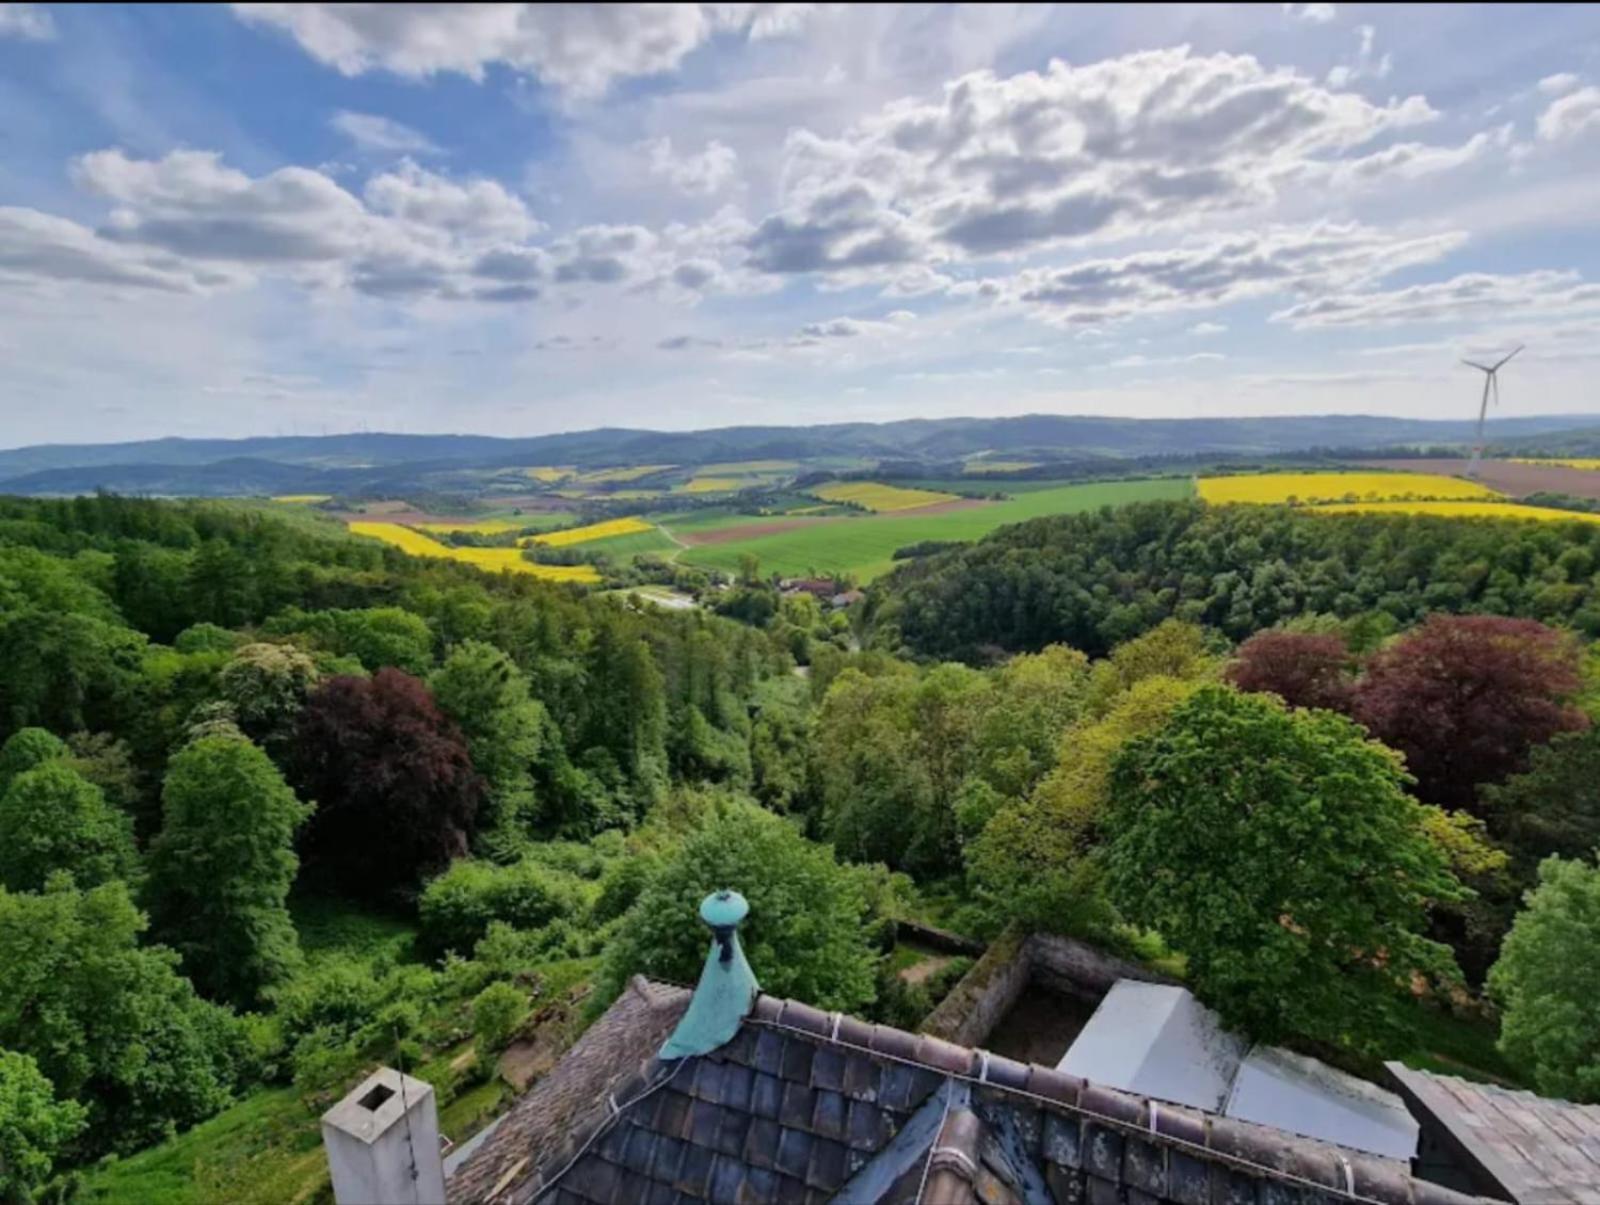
top-left (1462, 359), bottom-right (1492, 372)
top-left (1493, 345), bottom-right (1525, 370)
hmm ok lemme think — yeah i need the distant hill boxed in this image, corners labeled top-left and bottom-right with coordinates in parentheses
top-left (4, 413), bottom-right (1597, 496)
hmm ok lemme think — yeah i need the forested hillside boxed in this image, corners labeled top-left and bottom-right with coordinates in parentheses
top-left (3, 494), bottom-right (1599, 1202)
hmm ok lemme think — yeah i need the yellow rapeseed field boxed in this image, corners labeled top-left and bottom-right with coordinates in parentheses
top-left (577, 464), bottom-right (675, 484)
top-left (812, 482), bottom-right (959, 511)
top-left (1511, 458), bottom-right (1600, 471)
top-left (682, 477), bottom-right (742, 494)
top-left (1314, 501), bottom-right (1600, 524)
top-left (523, 466), bottom-right (574, 482)
top-left (349, 522), bottom-right (600, 581)
top-left (964, 461), bottom-right (1039, 474)
top-left (527, 516), bottom-right (654, 547)
top-left (270, 494), bottom-right (332, 504)
top-left (1197, 472), bottom-right (1499, 506)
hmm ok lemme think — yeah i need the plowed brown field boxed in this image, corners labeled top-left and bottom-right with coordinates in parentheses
top-left (1359, 459), bottom-right (1600, 501)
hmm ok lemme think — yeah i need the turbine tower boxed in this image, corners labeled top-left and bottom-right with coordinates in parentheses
top-left (1462, 345), bottom-right (1522, 479)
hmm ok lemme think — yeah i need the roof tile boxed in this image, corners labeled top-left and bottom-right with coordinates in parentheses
top-left (1028, 1066), bottom-right (1085, 1108)
top-left (774, 1127), bottom-right (814, 1181)
top-left (804, 1137), bottom-right (850, 1191)
top-left (749, 1072), bottom-right (782, 1121)
top-left (743, 1116), bottom-right (781, 1169)
top-left (673, 1141), bottom-right (715, 1197)
top-left (782, 1001), bottom-right (832, 1038)
top-left (868, 1023), bottom-right (921, 1063)
top-left (780, 1038), bottom-right (815, 1084)
top-left (811, 1046), bottom-right (847, 1093)
top-left (751, 1029), bottom-right (786, 1077)
top-left (811, 1089), bottom-right (849, 1142)
top-left (847, 1097), bottom-right (892, 1152)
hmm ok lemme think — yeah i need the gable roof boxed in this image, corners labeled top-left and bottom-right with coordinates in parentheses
top-left (449, 976), bottom-right (1492, 1205)
top-left (1385, 1063), bottom-right (1600, 1204)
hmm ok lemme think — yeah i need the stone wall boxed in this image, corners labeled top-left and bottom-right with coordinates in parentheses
top-left (920, 930), bottom-right (1179, 1046)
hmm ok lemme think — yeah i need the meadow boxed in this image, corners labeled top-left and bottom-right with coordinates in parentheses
top-left (812, 481), bottom-right (959, 511)
top-left (681, 477), bottom-right (743, 494)
top-left (576, 464), bottom-right (675, 484)
top-left (676, 478), bottom-right (1194, 581)
top-left (414, 518), bottom-right (528, 535)
top-left (1314, 501), bottom-right (1600, 524)
top-left (269, 494), bottom-right (332, 504)
top-left (1197, 471), bottom-right (1499, 506)
top-left (348, 522), bottom-right (600, 581)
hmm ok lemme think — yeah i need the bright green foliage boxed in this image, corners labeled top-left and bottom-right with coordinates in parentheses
top-left (217, 643), bottom-right (318, 751)
top-left (0, 729), bottom-right (68, 794)
top-left (0, 763), bottom-right (137, 893)
top-left (430, 641), bottom-right (547, 835)
top-left (418, 858), bottom-right (589, 959)
top-left (1085, 619), bottom-right (1218, 712)
top-left (598, 801), bottom-right (880, 1014)
top-left (0, 1048), bottom-right (87, 1202)
top-left (0, 878), bottom-right (239, 1156)
top-left (471, 982), bottom-right (525, 1055)
top-left (1104, 685), bottom-right (1463, 1052)
top-left (266, 607), bottom-right (434, 675)
top-left (1489, 855), bottom-right (1600, 1102)
top-left (146, 736), bottom-right (312, 1008)
top-left (969, 674), bottom-right (1199, 935)
top-left (172, 623), bottom-right (239, 655)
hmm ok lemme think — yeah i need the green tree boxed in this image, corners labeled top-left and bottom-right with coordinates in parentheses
top-left (0, 878), bottom-right (238, 1156)
top-left (430, 641), bottom-right (547, 837)
top-left (146, 735), bottom-right (312, 1008)
top-left (0, 1049), bottom-right (87, 1204)
top-left (1488, 855), bottom-right (1600, 1102)
top-left (1104, 685), bottom-right (1462, 1051)
top-left (598, 799), bottom-right (880, 1013)
top-left (217, 642), bottom-right (319, 753)
top-left (1481, 726), bottom-right (1600, 872)
top-left (471, 982), bottom-right (525, 1077)
top-left (0, 729), bottom-right (67, 795)
top-left (418, 858), bottom-right (587, 960)
top-left (0, 763), bottom-right (137, 893)
top-left (0, 611), bottom-right (146, 744)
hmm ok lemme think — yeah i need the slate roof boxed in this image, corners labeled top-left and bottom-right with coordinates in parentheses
top-left (450, 976), bottom-right (1495, 1205)
top-left (1385, 1063), bottom-right (1600, 1205)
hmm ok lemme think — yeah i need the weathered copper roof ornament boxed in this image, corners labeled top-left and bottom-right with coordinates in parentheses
top-left (658, 889), bottom-right (759, 1060)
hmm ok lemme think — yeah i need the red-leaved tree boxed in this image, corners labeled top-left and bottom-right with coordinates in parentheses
top-left (1225, 630), bottom-right (1357, 712)
top-left (293, 669), bottom-right (483, 899)
top-left (1353, 615), bottom-right (1587, 810)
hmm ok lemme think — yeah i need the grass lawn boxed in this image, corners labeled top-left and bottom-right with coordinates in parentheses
top-left (676, 477), bottom-right (1195, 581)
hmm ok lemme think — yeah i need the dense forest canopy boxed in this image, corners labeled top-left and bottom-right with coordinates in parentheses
top-left (3, 491), bottom-right (1599, 1201)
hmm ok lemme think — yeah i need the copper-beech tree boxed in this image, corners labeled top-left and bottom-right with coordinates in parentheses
top-left (1225, 629), bottom-right (1356, 712)
top-left (293, 669), bottom-right (483, 899)
top-left (1353, 615), bottom-right (1586, 810)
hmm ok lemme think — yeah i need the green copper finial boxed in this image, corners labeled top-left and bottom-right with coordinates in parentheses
top-left (659, 889), bottom-right (760, 1060)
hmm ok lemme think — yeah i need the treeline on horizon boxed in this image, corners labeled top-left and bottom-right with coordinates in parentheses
top-left (3, 492), bottom-right (1599, 1201)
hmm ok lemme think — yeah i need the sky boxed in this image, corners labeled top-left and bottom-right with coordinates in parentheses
top-left (3, 2), bottom-right (1600, 447)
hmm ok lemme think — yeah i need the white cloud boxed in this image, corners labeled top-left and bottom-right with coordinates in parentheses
top-left (1105, 351), bottom-right (1225, 369)
top-left (1537, 86), bottom-right (1600, 143)
top-left (1190, 322), bottom-right (1227, 336)
top-left (1272, 269), bottom-right (1600, 328)
top-left (2, 147), bottom-right (738, 305)
top-left (232, 3), bottom-right (811, 99)
top-left (330, 111), bottom-right (442, 155)
top-left (959, 222), bottom-right (1465, 330)
top-left (1283, 3), bottom-right (1337, 23)
top-left (740, 48), bottom-right (1438, 287)
top-left (1538, 73), bottom-right (1581, 97)
top-left (643, 137), bottom-right (740, 196)
top-left (1326, 24), bottom-right (1390, 88)
top-left (0, 3), bottom-right (53, 39)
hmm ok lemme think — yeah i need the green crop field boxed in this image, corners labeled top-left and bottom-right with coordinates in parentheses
top-left (578, 527), bottom-right (681, 558)
top-left (676, 477), bottom-right (1194, 581)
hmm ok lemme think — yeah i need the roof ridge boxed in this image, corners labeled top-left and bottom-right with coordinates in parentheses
top-left (747, 991), bottom-right (1490, 1205)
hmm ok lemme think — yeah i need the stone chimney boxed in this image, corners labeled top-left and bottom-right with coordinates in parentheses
top-left (321, 1066), bottom-right (446, 1205)
top-left (659, 888), bottom-right (760, 1060)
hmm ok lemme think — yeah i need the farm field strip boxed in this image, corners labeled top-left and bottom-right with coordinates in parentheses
top-left (270, 494), bottom-right (332, 504)
top-left (1313, 501), bottom-right (1600, 524)
top-left (677, 477), bottom-right (1194, 581)
top-left (1197, 471), bottom-right (1499, 506)
top-left (576, 464), bottom-right (675, 484)
top-left (1511, 458), bottom-right (1600, 470)
top-left (963, 461), bottom-right (1040, 474)
top-left (694, 459), bottom-right (800, 474)
top-left (414, 518), bottom-right (527, 534)
top-left (812, 481), bottom-right (960, 511)
top-left (348, 522), bottom-right (600, 581)
top-left (681, 477), bottom-right (744, 494)
top-left (525, 516), bottom-right (654, 547)
top-left (522, 466), bottom-right (573, 482)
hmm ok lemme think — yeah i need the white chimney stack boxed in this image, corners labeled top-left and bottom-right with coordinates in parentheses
top-left (322, 1066), bottom-right (446, 1205)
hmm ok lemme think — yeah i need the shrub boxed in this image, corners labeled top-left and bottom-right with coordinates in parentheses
top-left (418, 859), bottom-right (588, 960)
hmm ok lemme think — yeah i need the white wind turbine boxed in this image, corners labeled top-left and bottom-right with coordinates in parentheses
top-left (1462, 345), bottom-right (1523, 479)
